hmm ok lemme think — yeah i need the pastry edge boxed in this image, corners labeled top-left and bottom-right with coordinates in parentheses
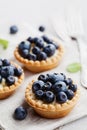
top-left (25, 81), bottom-right (80, 118)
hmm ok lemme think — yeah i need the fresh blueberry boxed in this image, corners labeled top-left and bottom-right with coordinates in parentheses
top-left (18, 41), bottom-right (31, 52)
top-left (42, 35), bottom-right (52, 43)
top-left (33, 37), bottom-right (39, 43)
top-left (0, 59), bottom-right (3, 67)
top-left (64, 78), bottom-right (73, 85)
top-left (6, 76), bottom-right (15, 86)
top-left (33, 37), bottom-right (44, 48)
top-left (39, 26), bottom-right (45, 32)
top-left (1, 66), bottom-right (14, 78)
top-left (3, 59), bottom-right (10, 66)
top-left (0, 67), bottom-right (8, 78)
top-left (42, 35), bottom-right (59, 49)
top-left (56, 91), bottom-right (67, 103)
top-left (52, 81), bottom-right (67, 93)
top-left (69, 84), bottom-right (77, 92)
top-left (44, 91), bottom-right (55, 103)
top-left (19, 49), bottom-right (29, 58)
top-left (45, 40), bottom-right (59, 49)
top-left (35, 39), bottom-right (44, 48)
top-left (38, 74), bottom-right (47, 82)
top-left (32, 47), bottom-right (41, 55)
top-left (35, 90), bottom-right (44, 99)
top-left (8, 66), bottom-right (15, 75)
top-left (43, 44), bottom-right (56, 57)
top-left (14, 106), bottom-right (27, 120)
top-left (65, 89), bottom-right (74, 100)
top-left (32, 80), bottom-right (44, 93)
top-left (27, 53), bottom-right (37, 61)
top-left (14, 68), bottom-right (22, 77)
top-left (10, 25), bottom-right (18, 34)
top-left (37, 52), bottom-right (47, 61)
top-left (27, 37), bottom-right (34, 43)
top-left (47, 73), bottom-right (64, 84)
top-left (44, 82), bottom-right (52, 91)
top-left (0, 75), bottom-right (2, 83)
top-left (47, 74), bottom-right (56, 83)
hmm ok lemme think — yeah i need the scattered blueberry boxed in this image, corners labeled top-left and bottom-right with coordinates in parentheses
top-left (37, 52), bottom-right (47, 61)
top-left (6, 76), bottom-right (15, 86)
top-left (43, 44), bottom-right (56, 57)
top-left (56, 91), bottom-right (67, 104)
top-left (65, 89), bottom-right (74, 100)
top-left (39, 26), bottom-right (45, 32)
top-left (35, 90), bottom-right (44, 99)
top-left (52, 81), bottom-right (67, 93)
top-left (32, 46), bottom-right (41, 55)
top-left (14, 106), bottom-right (27, 120)
top-left (38, 74), bottom-right (47, 82)
top-left (10, 25), bottom-right (18, 34)
top-left (27, 53), bottom-right (37, 61)
top-left (32, 80), bottom-right (44, 93)
top-left (14, 68), bottom-right (22, 77)
top-left (44, 91), bottom-right (55, 103)
top-left (69, 84), bottom-right (77, 92)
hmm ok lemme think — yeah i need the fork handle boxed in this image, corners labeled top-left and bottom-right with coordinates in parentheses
top-left (78, 37), bottom-right (87, 88)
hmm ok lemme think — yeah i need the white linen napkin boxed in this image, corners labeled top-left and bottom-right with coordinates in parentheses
top-left (0, 23), bottom-right (87, 130)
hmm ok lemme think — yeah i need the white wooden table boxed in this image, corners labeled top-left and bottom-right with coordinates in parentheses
top-left (0, 0), bottom-right (87, 129)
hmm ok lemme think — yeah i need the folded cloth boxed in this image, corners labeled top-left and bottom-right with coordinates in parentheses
top-left (0, 23), bottom-right (87, 130)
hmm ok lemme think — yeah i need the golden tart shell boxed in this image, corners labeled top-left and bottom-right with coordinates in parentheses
top-left (0, 62), bottom-right (24, 99)
top-left (25, 80), bottom-right (80, 119)
top-left (14, 44), bottom-right (64, 73)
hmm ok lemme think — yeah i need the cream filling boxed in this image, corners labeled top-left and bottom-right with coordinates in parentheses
top-left (0, 79), bottom-right (5, 88)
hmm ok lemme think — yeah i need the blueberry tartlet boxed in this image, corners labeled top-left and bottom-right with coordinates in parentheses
top-left (14, 36), bottom-right (64, 72)
top-left (25, 73), bottom-right (80, 118)
top-left (0, 59), bottom-right (24, 99)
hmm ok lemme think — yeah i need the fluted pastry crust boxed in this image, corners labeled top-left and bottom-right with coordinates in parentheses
top-left (0, 62), bottom-right (24, 99)
top-left (14, 44), bottom-right (64, 72)
top-left (25, 80), bottom-right (80, 118)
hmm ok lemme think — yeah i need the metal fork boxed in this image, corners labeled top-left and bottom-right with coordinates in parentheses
top-left (66, 12), bottom-right (87, 88)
